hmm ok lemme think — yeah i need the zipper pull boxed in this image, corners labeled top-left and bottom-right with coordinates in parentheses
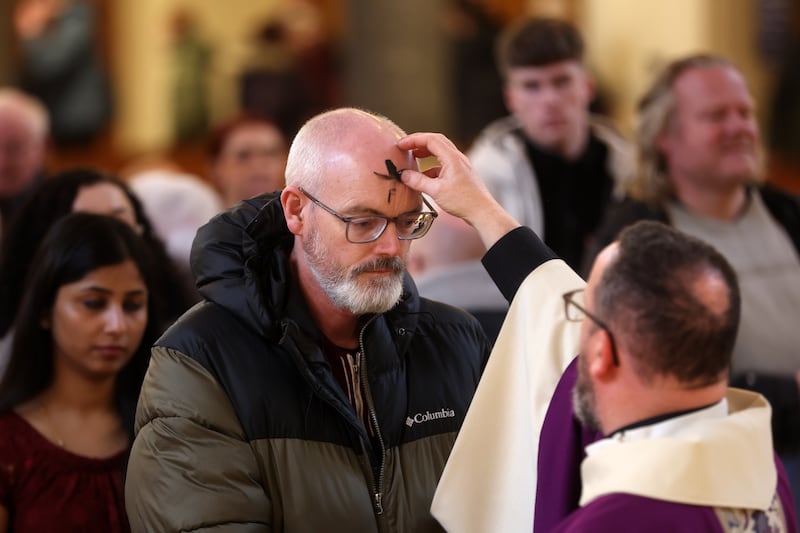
top-left (374, 492), bottom-right (384, 515)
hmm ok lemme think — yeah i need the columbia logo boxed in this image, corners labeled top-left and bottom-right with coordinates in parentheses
top-left (405, 408), bottom-right (456, 427)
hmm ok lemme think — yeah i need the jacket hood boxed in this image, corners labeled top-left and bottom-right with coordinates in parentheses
top-left (191, 192), bottom-right (294, 336)
top-left (190, 191), bottom-right (422, 343)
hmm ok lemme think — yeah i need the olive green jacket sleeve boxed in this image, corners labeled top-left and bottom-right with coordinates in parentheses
top-left (125, 346), bottom-right (271, 532)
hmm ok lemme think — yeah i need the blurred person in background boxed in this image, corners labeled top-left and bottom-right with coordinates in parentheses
top-left (239, 0), bottom-right (341, 138)
top-left (14, 0), bottom-right (112, 146)
top-left (468, 17), bottom-right (633, 271)
top-left (0, 168), bottom-right (195, 379)
top-left (0, 88), bottom-right (48, 234)
top-left (588, 53), bottom-right (800, 518)
top-left (168, 8), bottom-right (212, 144)
top-left (441, 0), bottom-right (506, 147)
top-left (407, 207), bottom-right (507, 344)
top-left (0, 213), bottom-right (163, 533)
top-left (129, 168), bottom-right (223, 302)
top-left (208, 113), bottom-right (289, 208)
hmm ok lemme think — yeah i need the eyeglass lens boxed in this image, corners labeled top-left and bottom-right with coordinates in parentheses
top-left (347, 213), bottom-right (434, 243)
top-left (565, 291), bottom-right (587, 322)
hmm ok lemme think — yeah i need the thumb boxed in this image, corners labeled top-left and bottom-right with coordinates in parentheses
top-left (400, 168), bottom-right (439, 197)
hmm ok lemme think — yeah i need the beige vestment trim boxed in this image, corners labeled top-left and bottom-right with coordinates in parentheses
top-left (431, 259), bottom-right (583, 532)
top-left (580, 388), bottom-right (776, 511)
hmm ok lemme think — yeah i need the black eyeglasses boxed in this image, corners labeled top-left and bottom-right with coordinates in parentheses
top-left (562, 288), bottom-right (620, 367)
top-left (298, 187), bottom-right (438, 243)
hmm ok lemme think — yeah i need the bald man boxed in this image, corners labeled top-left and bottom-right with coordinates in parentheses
top-left (407, 209), bottom-right (507, 343)
top-left (0, 88), bottom-right (48, 232)
top-left (125, 108), bottom-right (491, 532)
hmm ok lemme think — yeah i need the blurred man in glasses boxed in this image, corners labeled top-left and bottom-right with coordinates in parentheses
top-left (587, 54), bottom-right (800, 516)
top-left (125, 108), bottom-right (491, 532)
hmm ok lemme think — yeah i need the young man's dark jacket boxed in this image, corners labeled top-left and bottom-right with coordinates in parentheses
top-left (124, 192), bottom-right (491, 532)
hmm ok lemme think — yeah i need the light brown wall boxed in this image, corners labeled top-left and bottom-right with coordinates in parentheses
top-left (582, 0), bottom-right (771, 133)
top-left (110, 0), bottom-right (773, 154)
top-left (112, 0), bottom-right (282, 154)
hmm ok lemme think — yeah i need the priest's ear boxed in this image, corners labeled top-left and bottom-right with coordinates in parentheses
top-left (586, 328), bottom-right (618, 382)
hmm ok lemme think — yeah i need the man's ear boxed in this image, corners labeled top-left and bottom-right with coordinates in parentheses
top-left (281, 187), bottom-right (305, 236)
top-left (587, 329), bottom-right (618, 382)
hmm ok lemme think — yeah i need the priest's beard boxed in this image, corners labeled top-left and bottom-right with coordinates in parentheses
top-left (303, 225), bottom-right (405, 315)
top-left (573, 353), bottom-right (601, 432)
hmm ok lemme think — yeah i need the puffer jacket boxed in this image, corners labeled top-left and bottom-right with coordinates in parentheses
top-left (124, 192), bottom-right (491, 532)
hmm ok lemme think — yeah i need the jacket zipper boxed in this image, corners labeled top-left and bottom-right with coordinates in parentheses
top-left (358, 315), bottom-right (386, 516)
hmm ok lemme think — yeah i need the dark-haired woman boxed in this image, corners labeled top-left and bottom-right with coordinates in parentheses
top-left (0, 167), bottom-right (196, 378)
top-left (0, 213), bottom-right (162, 532)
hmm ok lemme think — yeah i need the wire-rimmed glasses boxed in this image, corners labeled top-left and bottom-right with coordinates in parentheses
top-left (298, 187), bottom-right (438, 244)
top-left (562, 288), bottom-right (620, 367)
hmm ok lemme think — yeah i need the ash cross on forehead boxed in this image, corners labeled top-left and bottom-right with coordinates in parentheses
top-left (373, 159), bottom-right (406, 204)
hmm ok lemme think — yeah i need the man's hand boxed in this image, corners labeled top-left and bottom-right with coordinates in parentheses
top-left (397, 132), bottom-right (520, 249)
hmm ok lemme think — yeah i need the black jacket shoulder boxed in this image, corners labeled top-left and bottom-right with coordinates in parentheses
top-left (760, 184), bottom-right (800, 253)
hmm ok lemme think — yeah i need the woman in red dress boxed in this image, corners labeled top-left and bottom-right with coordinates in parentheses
top-left (0, 213), bottom-right (162, 532)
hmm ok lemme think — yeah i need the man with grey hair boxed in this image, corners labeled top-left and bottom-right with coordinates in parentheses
top-left (125, 108), bottom-right (491, 531)
top-left (0, 88), bottom-right (48, 233)
top-left (588, 53), bottom-right (800, 514)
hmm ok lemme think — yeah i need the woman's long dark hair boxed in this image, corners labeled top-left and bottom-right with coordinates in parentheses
top-left (0, 213), bottom-right (162, 436)
top-left (0, 167), bottom-right (193, 338)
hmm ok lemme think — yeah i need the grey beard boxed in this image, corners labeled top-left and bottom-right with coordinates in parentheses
top-left (303, 227), bottom-right (405, 315)
top-left (313, 257), bottom-right (405, 315)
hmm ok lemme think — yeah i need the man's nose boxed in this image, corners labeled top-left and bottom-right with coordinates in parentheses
top-left (373, 221), bottom-right (403, 256)
top-left (541, 84), bottom-right (563, 105)
top-left (726, 110), bottom-right (757, 135)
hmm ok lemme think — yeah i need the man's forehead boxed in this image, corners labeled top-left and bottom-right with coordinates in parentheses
top-left (316, 116), bottom-right (416, 187)
top-left (326, 145), bottom-right (415, 174)
top-left (674, 66), bottom-right (752, 103)
top-left (321, 150), bottom-right (417, 201)
top-left (331, 181), bottom-right (419, 213)
top-left (228, 124), bottom-right (284, 142)
top-left (509, 60), bottom-right (584, 80)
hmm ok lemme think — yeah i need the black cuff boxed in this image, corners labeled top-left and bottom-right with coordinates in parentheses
top-left (481, 226), bottom-right (558, 303)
